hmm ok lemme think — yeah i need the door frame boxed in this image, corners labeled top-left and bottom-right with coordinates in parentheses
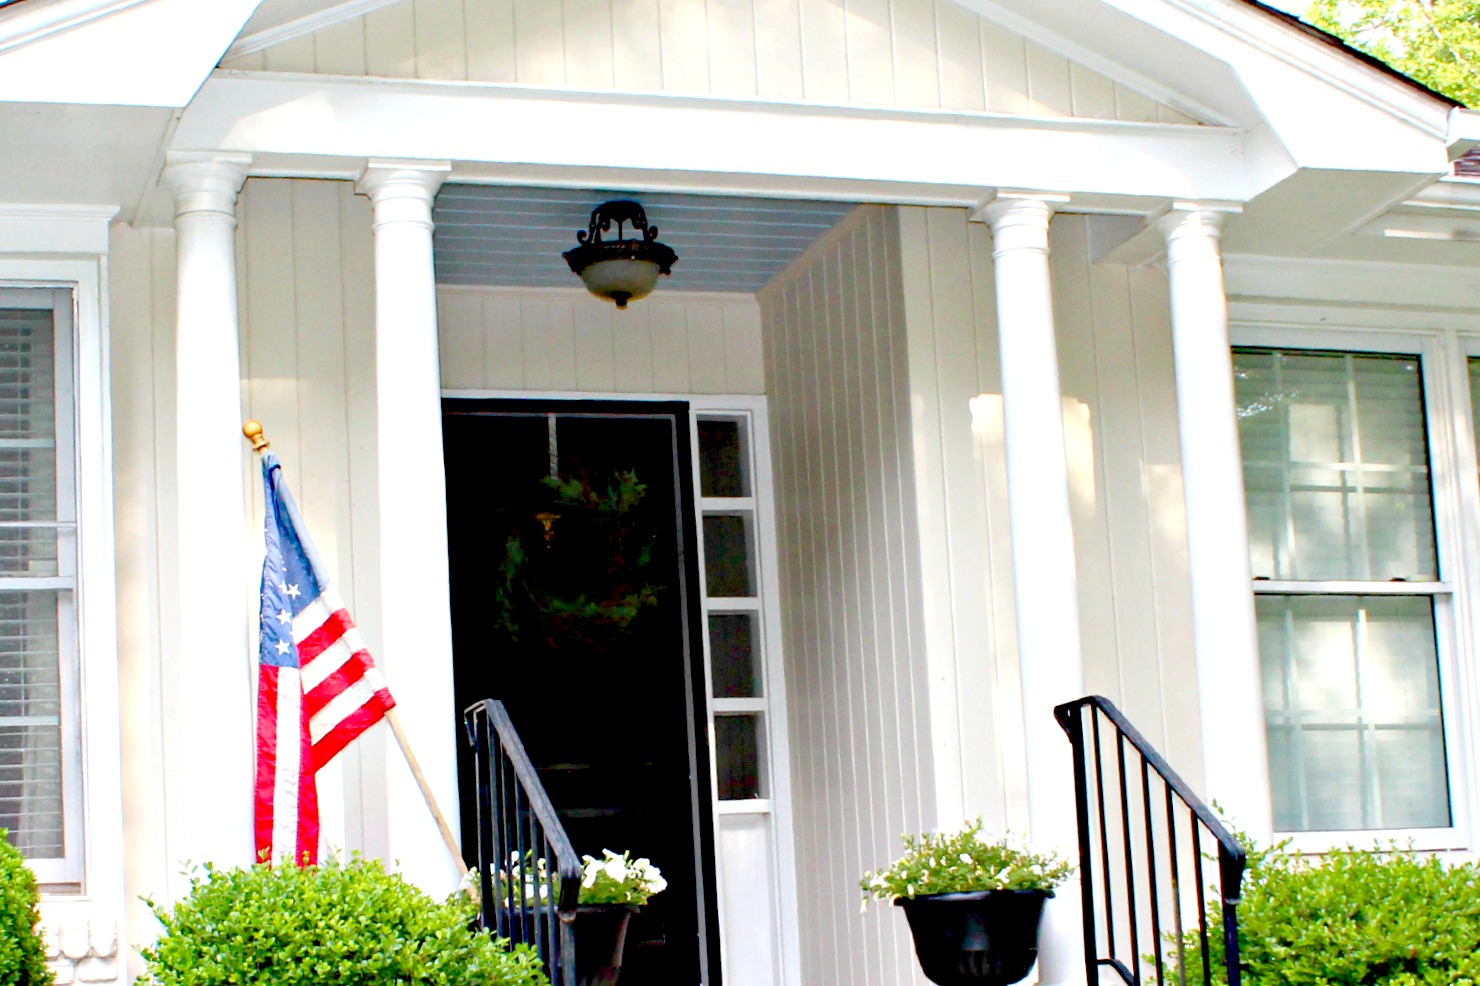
top-left (442, 394), bottom-right (722, 985)
top-left (443, 389), bottom-right (801, 986)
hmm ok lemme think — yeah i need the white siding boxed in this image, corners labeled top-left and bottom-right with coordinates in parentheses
top-left (109, 225), bottom-right (178, 982)
top-left (224, 0), bottom-right (1201, 123)
top-left (894, 205), bottom-right (1204, 809)
top-left (436, 285), bottom-right (765, 394)
top-left (233, 177), bottom-right (389, 860)
top-left (758, 206), bottom-right (934, 986)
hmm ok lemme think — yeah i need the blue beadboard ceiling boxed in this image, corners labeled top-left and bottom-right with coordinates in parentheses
top-left (433, 185), bottom-right (854, 295)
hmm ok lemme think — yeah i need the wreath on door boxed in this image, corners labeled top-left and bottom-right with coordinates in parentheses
top-left (491, 468), bottom-right (664, 650)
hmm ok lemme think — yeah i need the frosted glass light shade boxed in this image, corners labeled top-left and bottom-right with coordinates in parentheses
top-left (578, 258), bottom-right (662, 308)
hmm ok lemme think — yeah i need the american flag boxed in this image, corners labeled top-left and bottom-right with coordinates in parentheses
top-left (256, 452), bottom-right (396, 865)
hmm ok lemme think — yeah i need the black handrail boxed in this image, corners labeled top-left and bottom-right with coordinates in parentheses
top-left (1055, 696), bottom-right (1246, 986)
top-left (465, 699), bottom-right (582, 986)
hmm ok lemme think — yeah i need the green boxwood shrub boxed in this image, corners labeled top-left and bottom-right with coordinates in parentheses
top-left (1189, 839), bottom-right (1480, 985)
top-left (0, 831), bottom-right (50, 986)
top-left (140, 856), bottom-right (548, 986)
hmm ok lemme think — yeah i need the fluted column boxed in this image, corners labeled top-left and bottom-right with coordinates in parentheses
top-left (981, 193), bottom-right (1085, 986)
top-left (1158, 204), bottom-right (1273, 839)
top-left (162, 152), bottom-right (255, 881)
top-left (356, 160), bottom-right (461, 896)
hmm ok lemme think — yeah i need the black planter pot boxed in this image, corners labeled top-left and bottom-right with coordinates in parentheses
top-left (573, 904), bottom-right (639, 986)
top-left (895, 889), bottom-right (1051, 986)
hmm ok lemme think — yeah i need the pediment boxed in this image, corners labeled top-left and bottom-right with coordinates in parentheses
top-left (222, 0), bottom-right (1207, 125)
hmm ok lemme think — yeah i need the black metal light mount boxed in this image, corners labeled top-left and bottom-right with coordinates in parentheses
top-left (562, 200), bottom-right (678, 308)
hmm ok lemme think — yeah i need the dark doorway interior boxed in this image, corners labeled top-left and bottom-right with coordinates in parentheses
top-left (444, 398), bottom-right (720, 986)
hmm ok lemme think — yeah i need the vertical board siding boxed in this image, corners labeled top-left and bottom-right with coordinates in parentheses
top-left (435, 285), bottom-right (765, 394)
top-left (894, 205), bottom-right (1203, 808)
top-left (233, 177), bottom-right (389, 857)
top-left (225, 0), bottom-right (1199, 123)
top-left (758, 206), bottom-right (933, 986)
top-left (110, 225), bottom-right (178, 980)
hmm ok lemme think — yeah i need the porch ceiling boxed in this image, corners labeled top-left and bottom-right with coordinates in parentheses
top-left (432, 185), bottom-right (854, 294)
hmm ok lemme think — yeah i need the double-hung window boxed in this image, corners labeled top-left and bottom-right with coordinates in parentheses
top-left (1234, 337), bottom-right (1459, 840)
top-left (0, 288), bottom-right (81, 884)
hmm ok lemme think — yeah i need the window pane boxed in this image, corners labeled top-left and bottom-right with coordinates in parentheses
top-left (0, 590), bottom-right (62, 858)
top-left (703, 514), bottom-right (754, 597)
top-left (698, 419), bottom-right (748, 498)
top-left (715, 714), bottom-right (763, 800)
top-left (1235, 349), bottom-right (1436, 581)
top-left (709, 613), bottom-right (760, 698)
top-left (1256, 594), bottom-right (1450, 831)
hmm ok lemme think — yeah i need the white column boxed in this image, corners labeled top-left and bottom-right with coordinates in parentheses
top-left (980, 194), bottom-right (1085, 986)
top-left (356, 160), bottom-right (461, 896)
top-left (162, 152), bottom-right (255, 880)
top-left (1157, 204), bottom-right (1273, 839)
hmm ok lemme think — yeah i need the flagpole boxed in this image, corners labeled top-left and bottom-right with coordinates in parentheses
top-left (243, 421), bottom-right (471, 881)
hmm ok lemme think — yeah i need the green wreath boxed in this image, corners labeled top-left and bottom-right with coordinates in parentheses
top-left (492, 469), bottom-right (664, 649)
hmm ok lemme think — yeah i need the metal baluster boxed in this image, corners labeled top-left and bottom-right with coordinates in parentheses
top-left (1219, 845), bottom-right (1244, 986)
top-left (1092, 711), bottom-right (1118, 970)
top-left (1116, 732), bottom-right (1141, 984)
top-left (1142, 759), bottom-right (1165, 984)
top-left (1165, 784), bottom-right (1186, 986)
top-left (475, 710), bottom-right (497, 934)
top-left (1192, 819), bottom-right (1210, 986)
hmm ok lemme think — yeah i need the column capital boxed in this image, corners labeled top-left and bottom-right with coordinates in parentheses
top-left (973, 192), bottom-right (1069, 258)
top-left (163, 152), bottom-right (251, 220)
top-left (1153, 201), bottom-right (1242, 244)
top-left (357, 160), bottom-right (452, 230)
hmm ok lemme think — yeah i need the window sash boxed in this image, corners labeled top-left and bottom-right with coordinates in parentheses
top-left (0, 288), bottom-right (80, 885)
top-left (1234, 333), bottom-right (1463, 843)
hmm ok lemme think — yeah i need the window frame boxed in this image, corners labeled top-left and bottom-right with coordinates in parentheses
top-left (1232, 322), bottom-right (1475, 854)
top-left (0, 286), bottom-right (84, 885)
top-left (0, 245), bottom-right (121, 902)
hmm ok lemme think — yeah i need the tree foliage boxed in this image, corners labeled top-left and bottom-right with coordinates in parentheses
top-left (1302, 0), bottom-right (1480, 107)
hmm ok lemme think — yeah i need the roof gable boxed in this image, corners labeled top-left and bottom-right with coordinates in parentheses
top-left (222, 0), bottom-right (1206, 124)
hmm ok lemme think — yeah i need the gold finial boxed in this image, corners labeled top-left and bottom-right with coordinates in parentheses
top-left (242, 420), bottom-right (270, 452)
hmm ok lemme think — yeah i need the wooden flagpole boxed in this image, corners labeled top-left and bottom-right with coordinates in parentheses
top-left (243, 421), bottom-right (470, 880)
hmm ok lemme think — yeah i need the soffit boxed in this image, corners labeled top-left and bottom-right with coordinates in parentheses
top-left (433, 185), bottom-right (854, 294)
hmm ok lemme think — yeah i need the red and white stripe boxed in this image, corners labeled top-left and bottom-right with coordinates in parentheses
top-left (293, 587), bottom-right (396, 772)
top-left (254, 664), bottom-right (318, 864)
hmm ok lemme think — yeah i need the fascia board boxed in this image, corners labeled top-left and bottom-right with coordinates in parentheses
top-left (0, 0), bottom-right (149, 51)
top-left (1225, 252), bottom-right (1480, 311)
top-left (0, 0), bottom-right (263, 106)
top-left (1449, 109), bottom-right (1480, 160)
top-left (172, 72), bottom-right (1253, 203)
top-left (227, 0), bottom-right (400, 60)
top-left (953, 0), bottom-right (1451, 167)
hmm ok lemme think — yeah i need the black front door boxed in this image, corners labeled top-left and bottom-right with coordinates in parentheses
top-left (444, 398), bottom-right (720, 986)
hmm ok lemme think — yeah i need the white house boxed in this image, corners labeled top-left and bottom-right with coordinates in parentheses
top-left (3, 0), bottom-right (1479, 983)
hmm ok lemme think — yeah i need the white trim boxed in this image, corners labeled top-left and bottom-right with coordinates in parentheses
top-left (174, 72), bottom-right (1254, 205)
top-left (1161, 0), bottom-right (1452, 137)
top-left (0, 0), bottom-right (150, 54)
top-left (0, 207), bottom-right (116, 258)
top-left (1252, 581), bottom-right (1452, 596)
top-left (225, 0), bottom-right (402, 60)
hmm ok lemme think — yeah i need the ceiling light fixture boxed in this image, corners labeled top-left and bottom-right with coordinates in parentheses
top-left (562, 200), bottom-right (678, 308)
